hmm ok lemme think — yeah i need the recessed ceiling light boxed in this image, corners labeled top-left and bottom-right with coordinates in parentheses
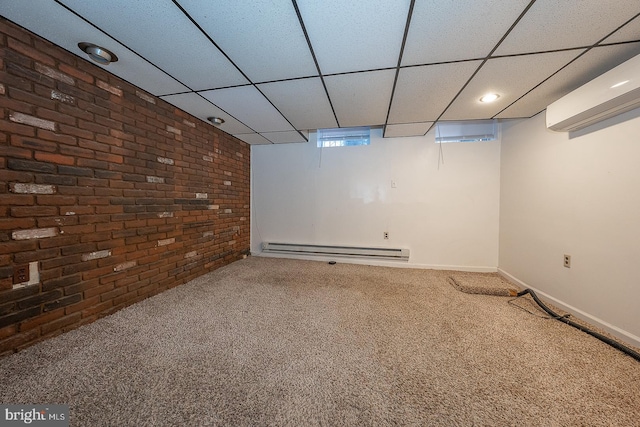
top-left (479, 93), bottom-right (500, 103)
top-left (610, 80), bottom-right (629, 89)
top-left (207, 117), bottom-right (225, 125)
top-left (78, 42), bottom-right (118, 65)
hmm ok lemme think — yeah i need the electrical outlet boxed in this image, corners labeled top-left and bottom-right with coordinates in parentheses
top-left (14, 265), bottom-right (29, 284)
top-left (384, 232), bottom-right (389, 240)
top-left (564, 254), bottom-right (571, 268)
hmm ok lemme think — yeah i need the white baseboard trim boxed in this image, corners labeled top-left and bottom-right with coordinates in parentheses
top-left (498, 268), bottom-right (640, 349)
top-left (252, 251), bottom-right (497, 272)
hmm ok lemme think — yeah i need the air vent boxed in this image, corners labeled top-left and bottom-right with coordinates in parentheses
top-left (261, 242), bottom-right (409, 261)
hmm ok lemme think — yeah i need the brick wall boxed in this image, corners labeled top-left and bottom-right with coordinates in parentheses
top-left (0, 18), bottom-right (250, 355)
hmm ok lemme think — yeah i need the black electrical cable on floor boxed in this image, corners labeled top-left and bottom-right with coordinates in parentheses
top-left (515, 289), bottom-right (640, 362)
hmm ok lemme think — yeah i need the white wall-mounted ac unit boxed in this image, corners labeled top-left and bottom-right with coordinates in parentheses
top-left (546, 53), bottom-right (640, 132)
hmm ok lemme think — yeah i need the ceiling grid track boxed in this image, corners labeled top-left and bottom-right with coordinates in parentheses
top-left (492, 11), bottom-right (640, 119)
top-left (54, 0), bottom-right (261, 136)
top-left (383, 0), bottom-right (417, 137)
top-left (5, 0), bottom-right (640, 143)
top-left (425, 0), bottom-right (539, 135)
top-left (171, 0), bottom-right (304, 143)
top-left (53, 0), bottom-right (194, 95)
top-left (291, 0), bottom-right (340, 129)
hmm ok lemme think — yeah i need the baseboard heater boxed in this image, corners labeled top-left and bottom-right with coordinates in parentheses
top-left (261, 242), bottom-right (410, 261)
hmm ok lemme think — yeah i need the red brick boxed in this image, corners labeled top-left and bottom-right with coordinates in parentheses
top-left (0, 329), bottom-right (40, 355)
top-left (78, 119), bottom-right (109, 135)
top-left (11, 206), bottom-right (57, 217)
top-left (0, 117), bottom-right (36, 136)
top-left (65, 295), bottom-right (100, 315)
top-left (0, 194), bottom-right (34, 206)
top-left (8, 86), bottom-right (57, 110)
top-left (38, 235), bottom-right (80, 249)
top-left (35, 215), bottom-right (75, 229)
top-left (80, 262), bottom-right (115, 280)
top-left (95, 115), bottom-right (123, 132)
top-left (78, 138), bottom-right (110, 153)
top-left (0, 170), bottom-right (33, 184)
top-left (19, 308), bottom-right (65, 332)
top-left (59, 224), bottom-right (95, 235)
top-left (40, 254), bottom-right (82, 270)
top-left (58, 205), bottom-right (94, 215)
top-left (40, 312), bottom-right (81, 335)
top-left (36, 107), bottom-right (77, 126)
top-left (7, 37), bottom-right (55, 66)
top-left (1, 145), bottom-right (32, 159)
top-left (33, 38), bottom-right (75, 65)
top-left (34, 152), bottom-right (75, 165)
top-left (41, 274), bottom-right (79, 294)
top-left (0, 240), bottom-right (38, 255)
top-left (58, 103), bottom-right (92, 121)
top-left (0, 325), bottom-right (17, 341)
top-left (57, 123), bottom-right (93, 140)
top-left (81, 299), bottom-right (113, 317)
top-left (37, 129), bottom-right (77, 146)
top-left (76, 158), bottom-right (109, 171)
top-left (95, 152), bottom-right (123, 164)
top-left (58, 62), bottom-right (93, 84)
top-left (99, 286), bottom-right (127, 302)
top-left (0, 19), bottom-right (250, 354)
top-left (59, 144), bottom-right (94, 159)
top-left (0, 218), bottom-right (35, 230)
top-left (0, 20), bottom-right (32, 44)
top-left (37, 195), bottom-right (77, 205)
top-left (80, 232), bottom-right (112, 243)
top-left (55, 186), bottom-right (92, 197)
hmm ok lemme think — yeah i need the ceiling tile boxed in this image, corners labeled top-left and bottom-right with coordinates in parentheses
top-left (384, 123), bottom-right (433, 138)
top-left (442, 50), bottom-right (583, 121)
top-left (257, 78), bottom-right (337, 130)
top-left (260, 131), bottom-right (308, 144)
top-left (234, 133), bottom-right (272, 145)
top-left (160, 93), bottom-right (254, 135)
top-left (601, 15), bottom-right (640, 44)
top-left (6, 0), bottom-right (640, 138)
top-left (324, 70), bottom-right (396, 127)
top-left (402, 0), bottom-right (530, 66)
top-left (200, 86), bottom-right (294, 133)
top-left (296, 0), bottom-right (411, 74)
top-left (389, 61), bottom-right (481, 123)
top-left (176, 0), bottom-right (317, 83)
top-left (496, 42), bottom-right (640, 119)
top-left (58, 0), bottom-right (248, 91)
top-left (0, 0), bottom-right (188, 96)
top-left (495, 1), bottom-right (640, 55)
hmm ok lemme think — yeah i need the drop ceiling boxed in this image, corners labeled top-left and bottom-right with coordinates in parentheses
top-left (2, 0), bottom-right (640, 143)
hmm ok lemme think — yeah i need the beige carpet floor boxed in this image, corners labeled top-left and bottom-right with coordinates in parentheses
top-left (448, 272), bottom-right (518, 296)
top-left (1, 257), bottom-right (639, 426)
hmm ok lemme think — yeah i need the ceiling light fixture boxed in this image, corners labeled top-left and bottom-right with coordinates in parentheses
top-left (207, 117), bottom-right (225, 125)
top-left (78, 42), bottom-right (118, 65)
top-left (610, 80), bottom-right (629, 89)
top-left (479, 93), bottom-right (500, 103)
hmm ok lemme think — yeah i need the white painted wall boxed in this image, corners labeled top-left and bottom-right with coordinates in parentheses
top-left (499, 110), bottom-right (640, 345)
top-left (251, 128), bottom-right (500, 270)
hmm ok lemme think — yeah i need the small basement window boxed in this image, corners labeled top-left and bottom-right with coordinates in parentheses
top-left (317, 126), bottom-right (370, 148)
top-left (435, 120), bottom-right (498, 143)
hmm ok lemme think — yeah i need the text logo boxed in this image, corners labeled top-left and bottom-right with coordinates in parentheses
top-left (0, 405), bottom-right (68, 427)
